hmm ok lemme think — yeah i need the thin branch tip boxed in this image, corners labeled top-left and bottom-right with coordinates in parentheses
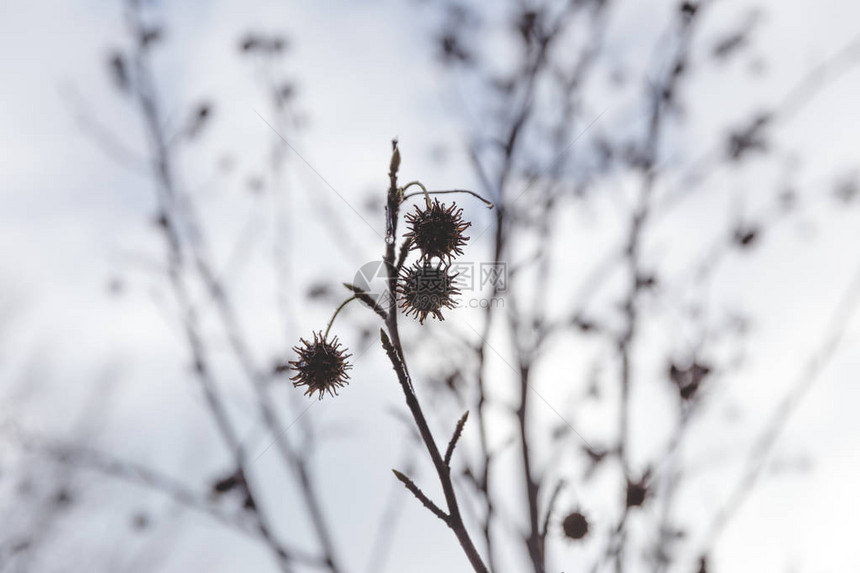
top-left (444, 410), bottom-right (471, 466)
top-left (392, 468), bottom-right (449, 523)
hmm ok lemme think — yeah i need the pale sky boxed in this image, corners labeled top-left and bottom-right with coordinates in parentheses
top-left (2, 0), bottom-right (860, 572)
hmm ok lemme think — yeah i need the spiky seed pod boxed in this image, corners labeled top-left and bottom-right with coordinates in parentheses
top-left (404, 199), bottom-right (471, 263)
top-left (398, 262), bottom-right (461, 324)
top-left (289, 331), bottom-right (352, 399)
top-left (561, 511), bottom-right (589, 541)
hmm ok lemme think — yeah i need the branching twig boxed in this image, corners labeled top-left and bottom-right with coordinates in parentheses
top-left (123, 6), bottom-right (341, 571)
top-left (379, 142), bottom-right (488, 573)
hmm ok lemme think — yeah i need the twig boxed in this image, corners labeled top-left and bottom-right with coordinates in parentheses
top-left (342, 283), bottom-right (388, 320)
top-left (380, 142), bottom-right (488, 573)
top-left (396, 238), bottom-right (412, 273)
top-left (610, 10), bottom-right (700, 573)
top-left (380, 328), bottom-right (487, 572)
top-left (391, 470), bottom-right (449, 522)
top-left (540, 480), bottom-right (566, 541)
top-left (124, 7), bottom-right (337, 570)
top-left (444, 411), bottom-right (470, 467)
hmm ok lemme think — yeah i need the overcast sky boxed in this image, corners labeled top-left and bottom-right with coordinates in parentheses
top-left (2, 0), bottom-right (860, 572)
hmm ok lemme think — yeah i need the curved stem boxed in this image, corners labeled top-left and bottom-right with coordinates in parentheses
top-left (401, 180), bottom-right (432, 208)
top-left (324, 296), bottom-right (357, 338)
top-left (402, 188), bottom-right (495, 209)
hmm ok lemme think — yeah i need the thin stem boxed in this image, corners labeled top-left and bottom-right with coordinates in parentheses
top-left (324, 296), bottom-right (357, 338)
top-left (402, 188), bottom-right (495, 209)
top-left (400, 180), bottom-right (432, 208)
top-left (380, 330), bottom-right (488, 573)
top-left (129, 27), bottom-right (294, 571)
top-left (382, 143), bottom-right (488, 573)
top-left (610, 12), bottom-right (697, 573)
top-left (391, 469), bottom-right (448, 522)
top-left (126, 10), bottom-right (341, 569)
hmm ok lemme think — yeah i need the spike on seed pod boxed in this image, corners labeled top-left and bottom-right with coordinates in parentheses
top-left (404, 199), bottom-right (471, 263)
top-left (397, 262), bottom-right (461, 324)
top-left (288, 331), bottom-right (352, 399)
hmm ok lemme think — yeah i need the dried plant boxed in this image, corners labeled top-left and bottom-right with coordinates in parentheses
top-left (288, 141), bottom-right (493, 571)
top-left (3, 0), bottom-right (860, 572)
